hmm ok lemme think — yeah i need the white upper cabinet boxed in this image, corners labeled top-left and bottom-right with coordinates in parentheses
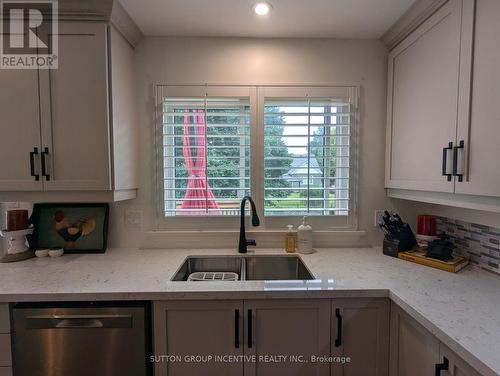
top-left (385, 0), bottom-right (471, 193)
top-left (0, 22), bottom-right (138, 201)
top-left (385, 0), bottom-right (500, 211)
top-left (0, 68), bottom-right (43, 191)
top-left (455, 0), bottom-right (500, 197)
top-left (39, 22), bottom-right (112, 191)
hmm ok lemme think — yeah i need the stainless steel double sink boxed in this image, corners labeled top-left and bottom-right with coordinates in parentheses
top-left (171, 255), bottom-right (314, 281)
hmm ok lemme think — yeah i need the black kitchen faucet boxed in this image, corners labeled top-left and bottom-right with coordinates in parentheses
top-left (238, 196), bottom-right (260, 253)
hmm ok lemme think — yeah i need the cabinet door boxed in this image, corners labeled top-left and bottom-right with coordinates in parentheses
top-left (244, 299), bottom-right (330, 376)
top-left (0, 67), bottom-right (42, 191)
top-left (389, 304), bottom-right (440, 376)
top-left (455, 0), bottom-right (500, 197)
top-left (153, 300), bottom-right (244, 376)
top-left (0, 304), bottom-right (9, 334)
top-left (0, 367), bottom-right (12, 376)
top-left (331, 298), bottom-right (389, 376)
top-left (385, 0), bottom-right (467, 192)
top-left (438, 344), bottom-right (482, 376)
top-left (39, 22), bottom-right (111, 191)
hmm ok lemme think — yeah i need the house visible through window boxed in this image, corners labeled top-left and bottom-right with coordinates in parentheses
top-left (263, 99), bottom-right (351, 216)
top-left (157, 86), bottom-right (356, 226)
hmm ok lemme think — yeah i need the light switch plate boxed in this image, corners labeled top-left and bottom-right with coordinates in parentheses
top-left (374, 210), bottom-right (385, 227)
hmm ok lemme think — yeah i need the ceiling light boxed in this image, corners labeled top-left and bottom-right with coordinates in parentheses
top-left (253, 2), bottom-right (272, 16)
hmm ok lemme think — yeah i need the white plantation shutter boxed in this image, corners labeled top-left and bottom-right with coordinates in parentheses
top-left (160, 95), bottom-right (251, 216)
top-left (263, 94), bottom-right (354, 217)
top-left (156, 85), bottom-right (358, 229)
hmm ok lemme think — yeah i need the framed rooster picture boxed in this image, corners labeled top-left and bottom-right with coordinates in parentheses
top-left (29, 203), bottom-right (109, 253)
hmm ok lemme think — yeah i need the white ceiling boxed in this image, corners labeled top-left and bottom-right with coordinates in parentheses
top-left (119, 0), bottom-right (416, 39)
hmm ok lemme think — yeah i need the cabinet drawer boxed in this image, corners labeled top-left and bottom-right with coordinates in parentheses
top-left (0, 305), bottom-right (9, 333)
top-left (0, 334), bottom-right (11, 366)
top-left (0, 367), bottom-right (12, 376)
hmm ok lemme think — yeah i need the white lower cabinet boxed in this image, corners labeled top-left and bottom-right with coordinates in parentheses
top-left (0, 305), bottom-right (11, 374)
top-left (389, 304), bottom-right (440, 376)
top-left (0, 368), bottom-right (12, 376)
top-left (0, 304), bottom-right (9, 334)
top-left (332, 298), bottom-right (390, 376)
top-left (154, 299), bottom-right (387, 376)
top-left (153, 300), bottom-right (244, 376)
top-left (154, 299), bottom-right (330, 376)
top-left (154, 299), bottom-right (483, 376)
top-left (0, 334), bottom-right (11, 367)
top-left (439, 344), bottom-right (482, 376)
top-left (390, 304), bottom-right (481, 376)
top-left (244, 299), bottom-right (331, 376)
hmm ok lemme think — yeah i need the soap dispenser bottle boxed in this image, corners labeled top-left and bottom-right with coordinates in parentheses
top-left (285, 225), bottom-right (296, 253)
top-left (297, 216), bottom-right (313, 254)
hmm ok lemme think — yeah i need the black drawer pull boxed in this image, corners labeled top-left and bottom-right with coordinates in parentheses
top-left (234, 309), bottom-right (240, 349)
top-left (247, 309), bottom-right (253, 349)
top-left (335, 308), bottom-right (342, 347)
top-left (29, 147), bottom-right (39, 181)
top-left (442, 142), bottom-right (453, 182)
top-left (41, 147), bottom-right (50, 181)
top-left (435, 357), bottom-right (449, 376)
top-left (453, 140), bottom-right (465, 182)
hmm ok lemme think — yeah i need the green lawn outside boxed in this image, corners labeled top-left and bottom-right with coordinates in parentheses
top-left (267, 192), bottom-right (337, 209)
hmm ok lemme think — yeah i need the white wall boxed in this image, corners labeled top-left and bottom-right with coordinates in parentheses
top-left (108, 36), bottom-right (394, 248)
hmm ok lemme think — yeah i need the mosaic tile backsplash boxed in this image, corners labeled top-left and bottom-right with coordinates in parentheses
top-left (436, 217), bottom-right (500, 277)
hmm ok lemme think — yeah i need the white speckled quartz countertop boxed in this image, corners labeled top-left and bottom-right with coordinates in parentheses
top-left (1, 247), bottom-right (499, 375)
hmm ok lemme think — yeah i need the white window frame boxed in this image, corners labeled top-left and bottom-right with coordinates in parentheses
top-left (155, 85), bottom-right (359, 231)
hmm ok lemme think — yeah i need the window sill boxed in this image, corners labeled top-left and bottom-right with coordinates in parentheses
top-left (141, 229), bottom-right (368, 249)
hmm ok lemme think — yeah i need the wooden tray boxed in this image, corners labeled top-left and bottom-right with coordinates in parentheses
top-left (398, 249), bottom-right (469, 273)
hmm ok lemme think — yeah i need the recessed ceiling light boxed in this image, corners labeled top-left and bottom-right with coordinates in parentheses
top-left (253, 2), bottom-right (272, 16)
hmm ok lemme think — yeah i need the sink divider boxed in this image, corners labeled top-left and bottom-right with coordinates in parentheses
top-left (240, 258), bottom-right (247, 281)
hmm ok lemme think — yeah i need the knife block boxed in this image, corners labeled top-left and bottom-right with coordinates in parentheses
top-left (383, 238), bottom-right (400, 257)
top-left (383, 225), bottom-right (418, 257)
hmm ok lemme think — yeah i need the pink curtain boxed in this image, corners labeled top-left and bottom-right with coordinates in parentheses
top-left (181, 111), bottom-right (220, 215)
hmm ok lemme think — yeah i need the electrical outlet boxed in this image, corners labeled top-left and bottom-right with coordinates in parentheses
top-left (374, 210), bottom-right (385, 227)
top-left (125, 210), bottom-right (143, 228)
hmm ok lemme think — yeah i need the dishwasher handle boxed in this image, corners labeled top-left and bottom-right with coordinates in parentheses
top-left (55, 319), bottom-right (104, 328)
top-left (25, 314), bottom-right (133, 329)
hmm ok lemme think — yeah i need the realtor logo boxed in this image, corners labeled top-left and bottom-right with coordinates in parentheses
top-left (1, 0), bottom-right (58, 69)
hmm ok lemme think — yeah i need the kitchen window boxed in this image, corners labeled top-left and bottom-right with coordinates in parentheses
top-left (156, 85), bottom-right (358, 229)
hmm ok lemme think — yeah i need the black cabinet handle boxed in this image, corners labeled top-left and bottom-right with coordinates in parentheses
top-left (335, 308), bottom-right (342, 347)
top-left (41, 147), bottom-right (50, 181)
top-left (247, 309), bottom-right (253, 349)
top-left (435, 357), bottom-right (449, 376)
top-left (442, 142), bottom-right (453, 182)
top-left (29, 147), bottom-right (39, 181)
top-left (453, 140), bottom-right (465, 182)
top-left (234, 309), bottom-right (240, 349)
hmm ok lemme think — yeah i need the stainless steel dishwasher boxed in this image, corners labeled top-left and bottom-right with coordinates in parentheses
top-left (11, 302), bottom-right (151, 376)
